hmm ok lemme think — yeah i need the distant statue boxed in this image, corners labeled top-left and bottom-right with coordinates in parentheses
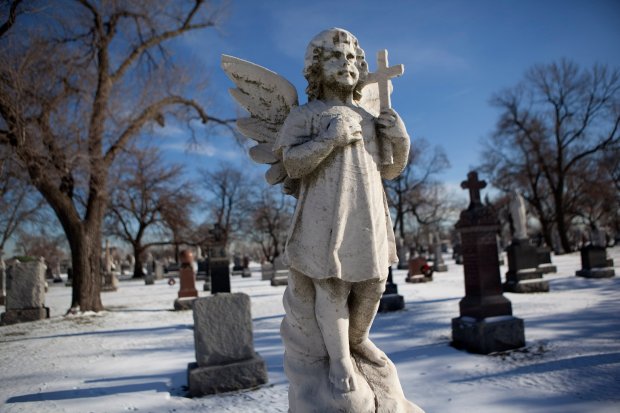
top-left (223, 27), bottom-right (422, 413)
top-left (510, 190), bottom-right (528, 240)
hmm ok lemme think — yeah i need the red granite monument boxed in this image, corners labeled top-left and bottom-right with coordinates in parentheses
top-left (174, 249), bottom-right (199, 311)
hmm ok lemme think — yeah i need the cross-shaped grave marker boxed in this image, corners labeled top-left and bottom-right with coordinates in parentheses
top-left (461, 171), bottom-right (486, 207)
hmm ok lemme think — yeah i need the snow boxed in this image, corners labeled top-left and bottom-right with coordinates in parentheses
top-left (1, 248), bottom-right (619, 413)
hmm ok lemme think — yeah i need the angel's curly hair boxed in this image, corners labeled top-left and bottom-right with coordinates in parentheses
top-left (303, 28), bottom-right (369, 102)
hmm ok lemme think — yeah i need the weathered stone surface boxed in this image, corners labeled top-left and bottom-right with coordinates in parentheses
top-left (503, 278), bottom-right (550, 293)
top-left (5, 260), bottom-right (46, 310)
top-left (187, 356), bottom-right (268, 396)
top-left (193, 293), bottom-right (255, 366)
top-left (451, 316), bottom-right (525, 355)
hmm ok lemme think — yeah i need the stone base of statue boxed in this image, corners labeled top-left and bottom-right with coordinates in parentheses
top-left (451, 315), bottom-right (525, 355)
top-left (281, 270), bottom-right (423, 413)
top-left (1, 307), bottom-right (49, 325)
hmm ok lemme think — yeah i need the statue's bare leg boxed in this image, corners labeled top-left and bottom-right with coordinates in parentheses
top-left (313, 278), bottom-right (356, 392)
top-left (349, 277), bottom-right (388, 366)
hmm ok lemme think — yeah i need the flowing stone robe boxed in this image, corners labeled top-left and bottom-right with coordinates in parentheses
top-left (275, 100), bottom-right (403, 281)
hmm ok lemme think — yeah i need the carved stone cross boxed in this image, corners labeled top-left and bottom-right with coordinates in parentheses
top-left (366, 49), bottom-right (404, 165)
top-left (461, 171), bottom-right (486, 206)
top-left (369, 50), bottom-right (404, 111)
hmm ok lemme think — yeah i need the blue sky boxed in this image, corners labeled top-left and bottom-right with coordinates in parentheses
top-left (158, 0), bottom-right (620, 192)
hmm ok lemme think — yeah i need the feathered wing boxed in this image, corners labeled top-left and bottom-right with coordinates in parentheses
top-left (221, 55), bottom-right (300, 196)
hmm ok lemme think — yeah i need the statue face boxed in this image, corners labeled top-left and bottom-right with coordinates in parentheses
top-left (321, 41), bottom-right (359, 90)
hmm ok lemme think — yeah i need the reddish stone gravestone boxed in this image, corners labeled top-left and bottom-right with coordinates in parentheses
top-left (174, 250), bottom-right (199, 311)
top-left (406, 256), bottom-right (433, 283)
top-left (451, 171), bottom-right (525, 354)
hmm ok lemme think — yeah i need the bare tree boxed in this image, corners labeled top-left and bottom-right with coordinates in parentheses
top-left (105, 144), bottom-right (194, 278)
top-left (383, 137), bottom-right (450, 239)
top-left (197, 164), bottom-right (251, 243)
top-left (249, 184), bottom-right (294, 263)
top-left (481, 59), bottom-right (620, 252)
top-left (0, 1), bottom-right (232, 311)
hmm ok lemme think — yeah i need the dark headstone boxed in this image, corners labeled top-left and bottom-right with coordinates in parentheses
top-left (379, 267), bottom-right (404, 312)
top-left (503, 239), bottom-right (549, 293)
top-left (576, 245), bottom-right (615, 278)
top-left (451, 171), bottom-right (525, 354)
top-left (536, 246), bottom-right (557, 274)
top-left (208, 224), bottom-right (232, 294)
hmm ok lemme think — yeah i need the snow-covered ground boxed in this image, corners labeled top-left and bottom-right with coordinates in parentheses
top-left (1, 248), bottom-right (619, 413)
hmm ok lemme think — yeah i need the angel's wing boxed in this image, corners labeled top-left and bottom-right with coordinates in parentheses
top-left (221, 55), bottom-right (300, 196)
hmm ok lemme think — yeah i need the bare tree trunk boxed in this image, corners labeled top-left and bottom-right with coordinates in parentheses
top-left (66, 221), bottom-right (103, 311)
top-left (133, 245), bottom-right (145, 279)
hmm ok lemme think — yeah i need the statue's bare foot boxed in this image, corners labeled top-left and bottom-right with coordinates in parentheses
top-left (329, 357), bottom-right (356, 392)
top-left (352, 339), bottom-right (387, 366)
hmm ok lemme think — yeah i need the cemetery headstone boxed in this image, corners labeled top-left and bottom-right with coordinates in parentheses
top-left (174, 250), bottom-right (199, 311)
top-left (396, 237), bottom-right (409, 269)
top-left (260, 261), bottom-right (274, 281)
top-left (154, 261), bottom-right (164, 280)
top-left (65, 266), bottom-right (73, 287)
top-left (576, 245), bottom-right (615, 278)
top-left (0, 257), bottom-right (5, 306)
top-left (432, 232), bottom-right (448, 272)
top-left (187, 293), bottom-right (268, 396)
top-left (536, 246), bottom-right (557, 274)
top-left (378, 266), bottom-right (405, 312)
top-left (232, 254), bottom-right (243, 274)
top-left (241, 256), bottom-right (252, 278)
top-left (208, 224), bottom-right (231, 294)
top-left (1, 257), bottom-right (50, 325)
top-left (102, 240), bottom-right (119, 291)
top-left (270, 255), bottom-right (289, 286)
top-left (406, 255), bottom-right (432, 283)
top-left (503, 191), bottom-right (549, 293)
top-left (222, 27), bottom-right (424, 411)
top-left (451, 171), bottom-right (525, 354)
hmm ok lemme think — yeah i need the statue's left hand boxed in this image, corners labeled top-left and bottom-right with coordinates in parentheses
top-left (376, 108), bottom-right (407, 141)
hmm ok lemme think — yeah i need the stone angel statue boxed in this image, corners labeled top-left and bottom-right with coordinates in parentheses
top-left (222, 28), bottom-right (423, 413)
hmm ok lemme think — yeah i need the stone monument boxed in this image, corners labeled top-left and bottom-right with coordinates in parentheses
top-left (1, 257), bottom-right (50, 325)
top-left (187, 293), bottom-right (268, 396)
top-left (260, 260), bottom-right (274, 281)
top-left (378, 266), bottom-right (405, 312)
top-left (432, 232), bottom-right (448, 272)
top-left (452, 171), bottom-right (525, 354)
top-left (270, 255), bottom-right (288, 286)
top-left (406, 254), bottom-right (433, 283)
top-left (101, 239), bottom-right (119, 292)
top-left (503, 191), bottom-right (549, 293)
top-left (0, 256), bottom-right (5, 306)
top-left (174, 250), bottom-right (199, 311)
top-left (576, 244), bottom-right (615, 278)
top-left (208, 224), bottom-right (231, 294)
top-left (222, 27), bottom-right (423, 412)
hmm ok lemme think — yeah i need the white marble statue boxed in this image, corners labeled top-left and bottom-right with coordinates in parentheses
top-left (222, 28), bottom-right (423, 412)
top-left (510, 190), bottom-right (528, 240)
